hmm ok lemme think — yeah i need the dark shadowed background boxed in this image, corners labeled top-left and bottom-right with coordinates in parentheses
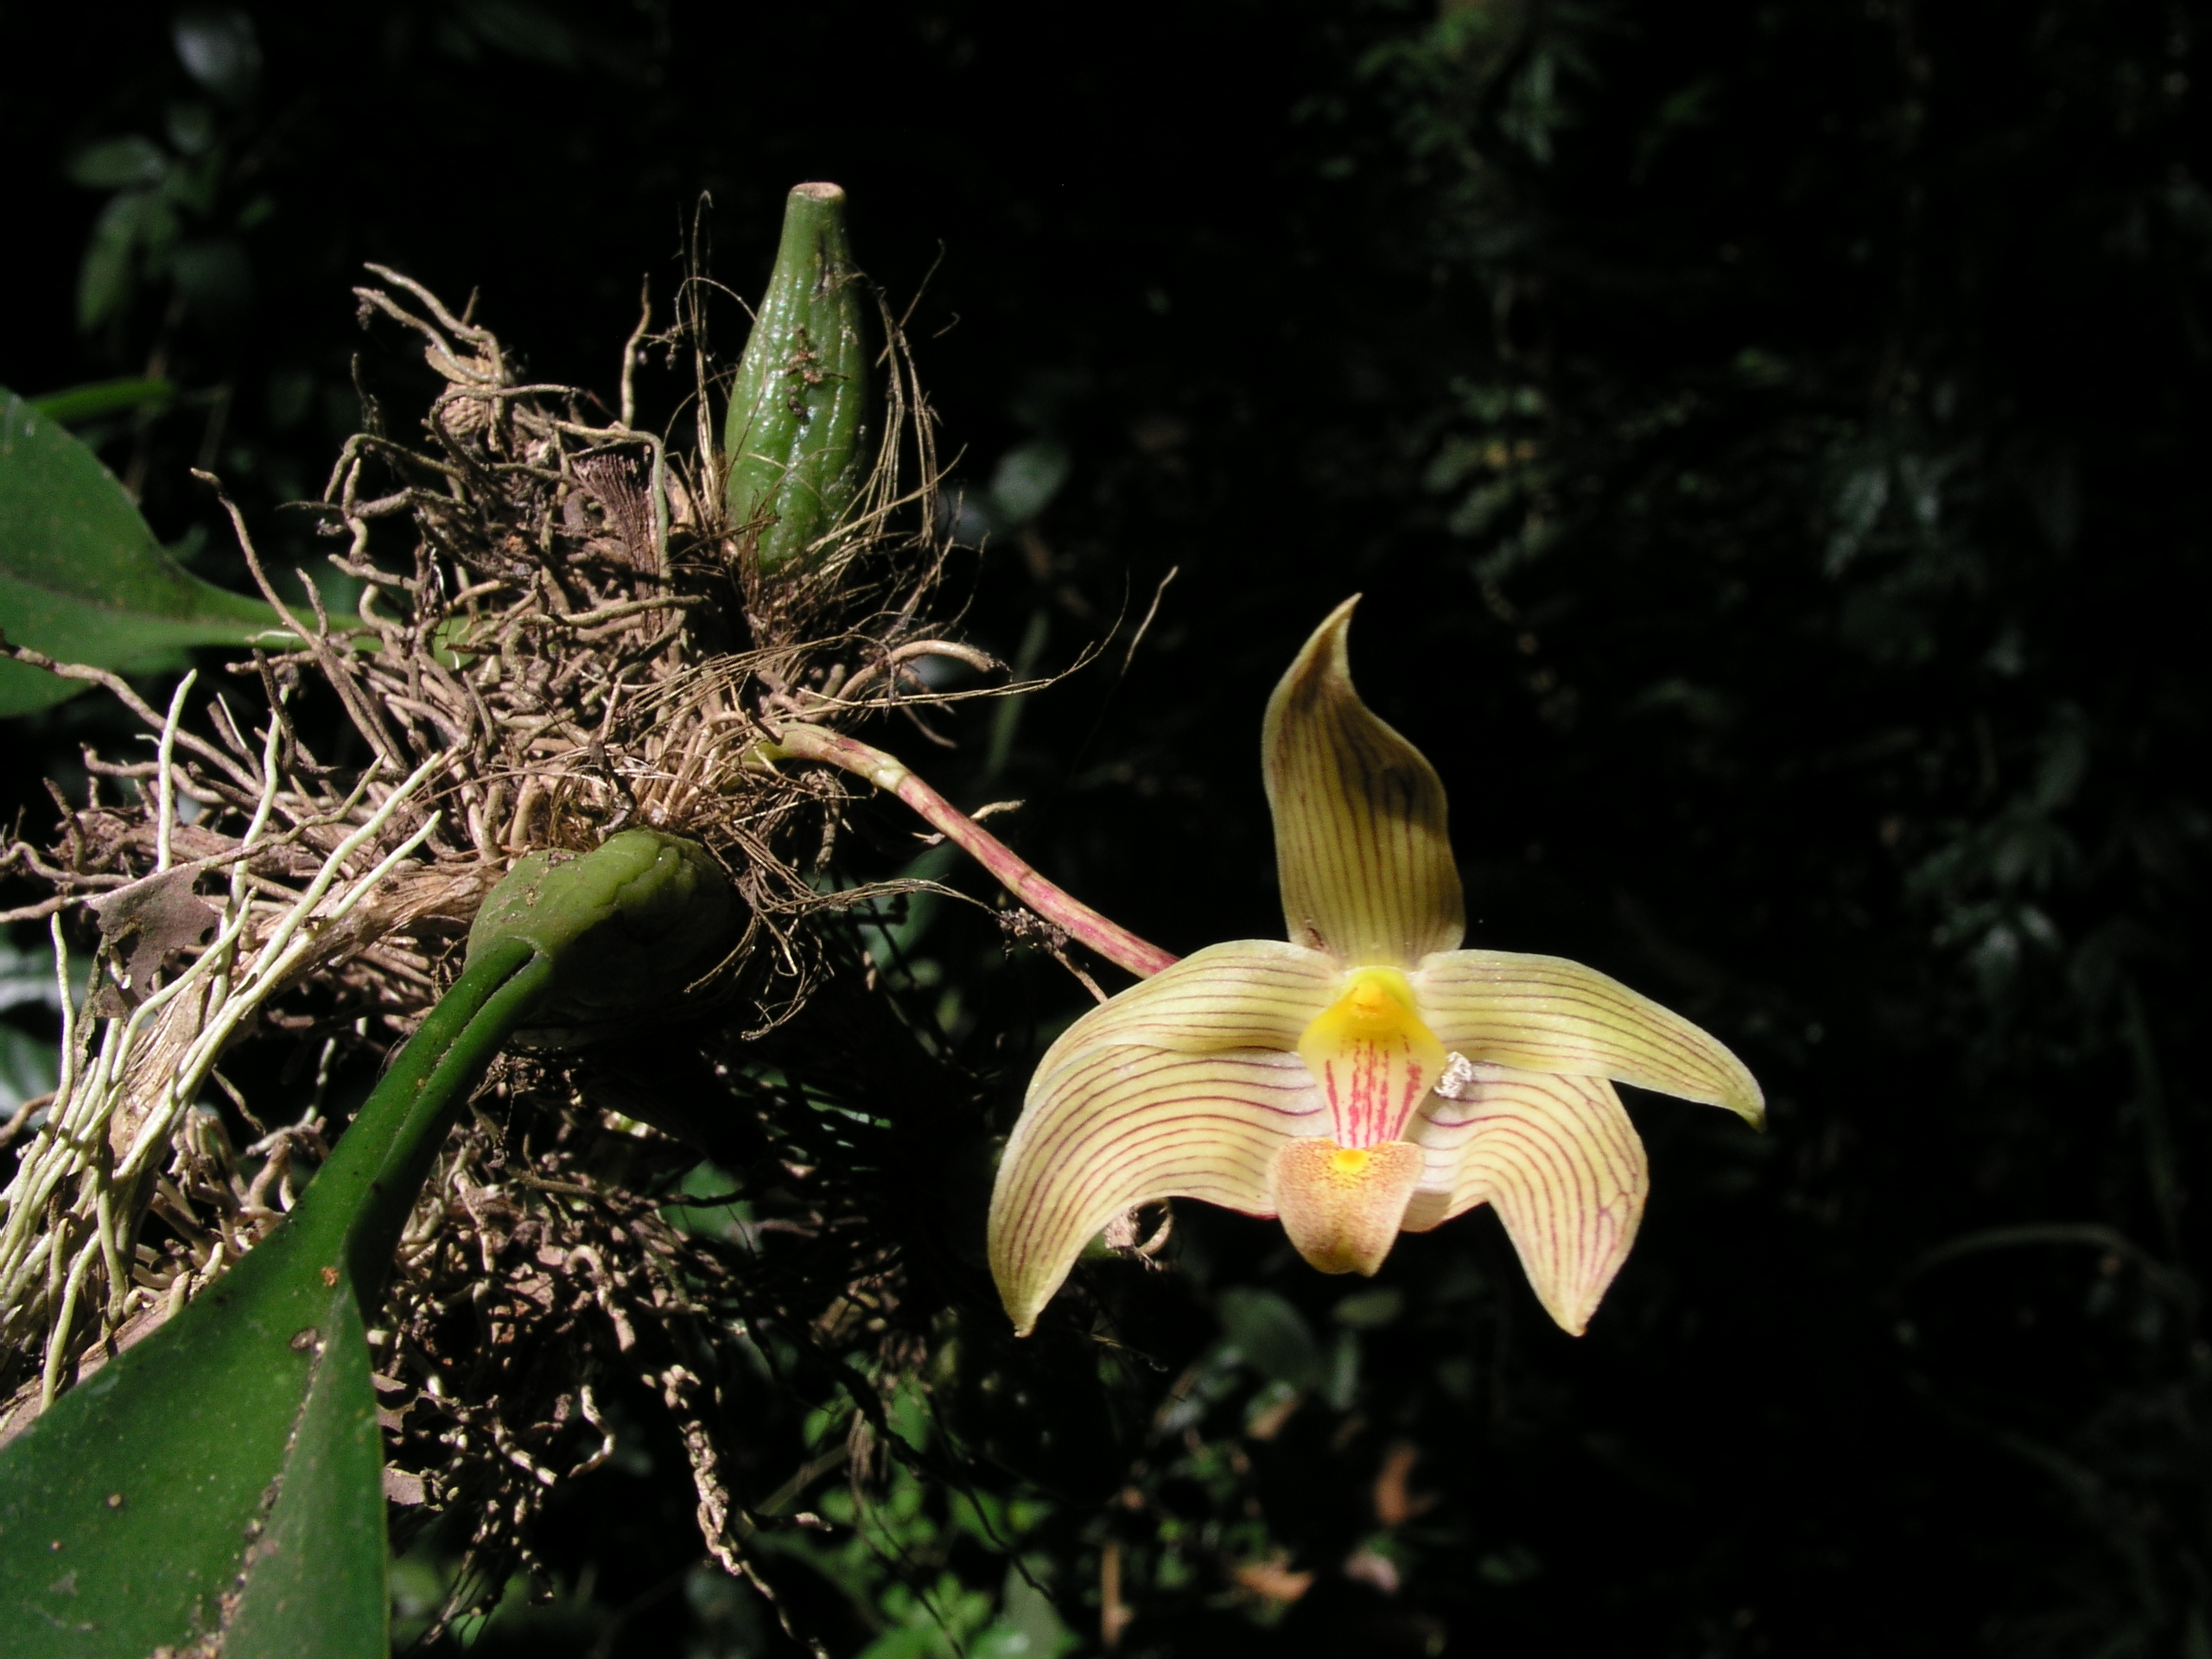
top-left (3, 2), bottom-right (2208, 1654)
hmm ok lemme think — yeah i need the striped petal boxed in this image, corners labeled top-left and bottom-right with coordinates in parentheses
top-left (1402, 1065), bottom-right (1648, 1335)
top-left (1412, 950), bottom-right (1765, 1126)
top-left (989, 1047), bottom-right (1324, 1335)
top-left (1263, 597), bottom-right (1464, 968)
top-left (1032, 939), bottom-right (1337, 1081)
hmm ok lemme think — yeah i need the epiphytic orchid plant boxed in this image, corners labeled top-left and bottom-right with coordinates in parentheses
top-left (987, 598), bottom-right (1764, 1337)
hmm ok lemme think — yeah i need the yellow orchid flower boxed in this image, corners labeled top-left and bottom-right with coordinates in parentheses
top-left (988, 597), bottom-right (1764, 1338)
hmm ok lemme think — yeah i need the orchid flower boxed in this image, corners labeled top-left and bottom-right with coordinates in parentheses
top-left (988, 598), bottom-right (1764, 1337)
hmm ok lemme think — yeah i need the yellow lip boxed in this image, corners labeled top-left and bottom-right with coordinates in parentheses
top-left (1294, 967), bottom-right (1449, 1148)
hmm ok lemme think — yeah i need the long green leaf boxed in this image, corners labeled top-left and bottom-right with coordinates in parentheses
top-left (0, 830), bottom-right (732, 1655)
top-left (219, 1281), bottom-right (386, 1659)
top-left (25, 378), bottom-right (175, 427)
top-left (0, 1229), bottom-right (395, 1655)
top-left (0, 386), bottom-right (285, 715)
top-left (0, 942), bottom-right (544, 1656)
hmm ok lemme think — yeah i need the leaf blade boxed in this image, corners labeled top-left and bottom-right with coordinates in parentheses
top-left (0, 1218), bottom-right (346, 1655)
top-left (0, 387), bottom-right (283, 715)
top-left (27, 378), bottom-right (175, 427)
top-left (220, 1281), bottom-right (388, 1659)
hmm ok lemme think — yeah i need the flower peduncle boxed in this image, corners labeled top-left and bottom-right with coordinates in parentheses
top-left (760, 723), bottom-right (1179, 979)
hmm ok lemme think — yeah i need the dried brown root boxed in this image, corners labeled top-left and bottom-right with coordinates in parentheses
top-left (0, 259), bottom-right (1021, 1637)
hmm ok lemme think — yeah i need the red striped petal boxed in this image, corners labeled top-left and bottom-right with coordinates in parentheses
top-left (989, 1047), bottom-right (1323, 1335)
top-left (1412, 950), bottom-right (1765, 1126)
top-left (1263, 598), bottom-right (1464, 968)
top-left (1402, 1065), bottom-right (1649, 1335)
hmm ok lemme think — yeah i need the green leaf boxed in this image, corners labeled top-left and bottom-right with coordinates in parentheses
top-left (74, 192), bottom-right (176, 332)
top-left (0, 834), bottom-right (734, 1654)
top-left (0, 1236), bottom-right (386, 1656)
top-left (166, 103), bottom-right (217, 157)
top-left (971, 1566), bottom-right (1076, 1659)
top-left (1217, 1287), bottom-right (1325, 1391)
top-left (467, 827), bottom-right (735, 1040)
top-left (0, 388), bottom-right (285, 715)
top-left (66, 137), bottom-right (168, 191)
top-left (218, 1282), bottom-right (387, 1659)
top-left (0, 1027), bottom-right (57, 1116)
top-left (856, 1628), bottom-right (943, 1659)
top-left (0, 940), bottom-right (545, 1656)
top-left (0, 936), bottom-right (61, 1015)
top-left (28, 378), bottom-right (176, 428)
top-left (173, 7), bottom-right (264, 106)
top-left (986, 438), bottom-right (1071, 528)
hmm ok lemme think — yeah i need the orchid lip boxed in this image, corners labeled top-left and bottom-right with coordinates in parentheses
top-left (1295, 967), bottom-right (1449, 1149)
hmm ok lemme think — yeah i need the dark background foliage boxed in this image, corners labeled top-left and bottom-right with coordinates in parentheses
top-left (3, 1), bottom-right (2208, 1653)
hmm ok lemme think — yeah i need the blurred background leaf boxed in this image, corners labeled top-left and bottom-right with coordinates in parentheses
top-left (0, 389), bottom-right (283, 714)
